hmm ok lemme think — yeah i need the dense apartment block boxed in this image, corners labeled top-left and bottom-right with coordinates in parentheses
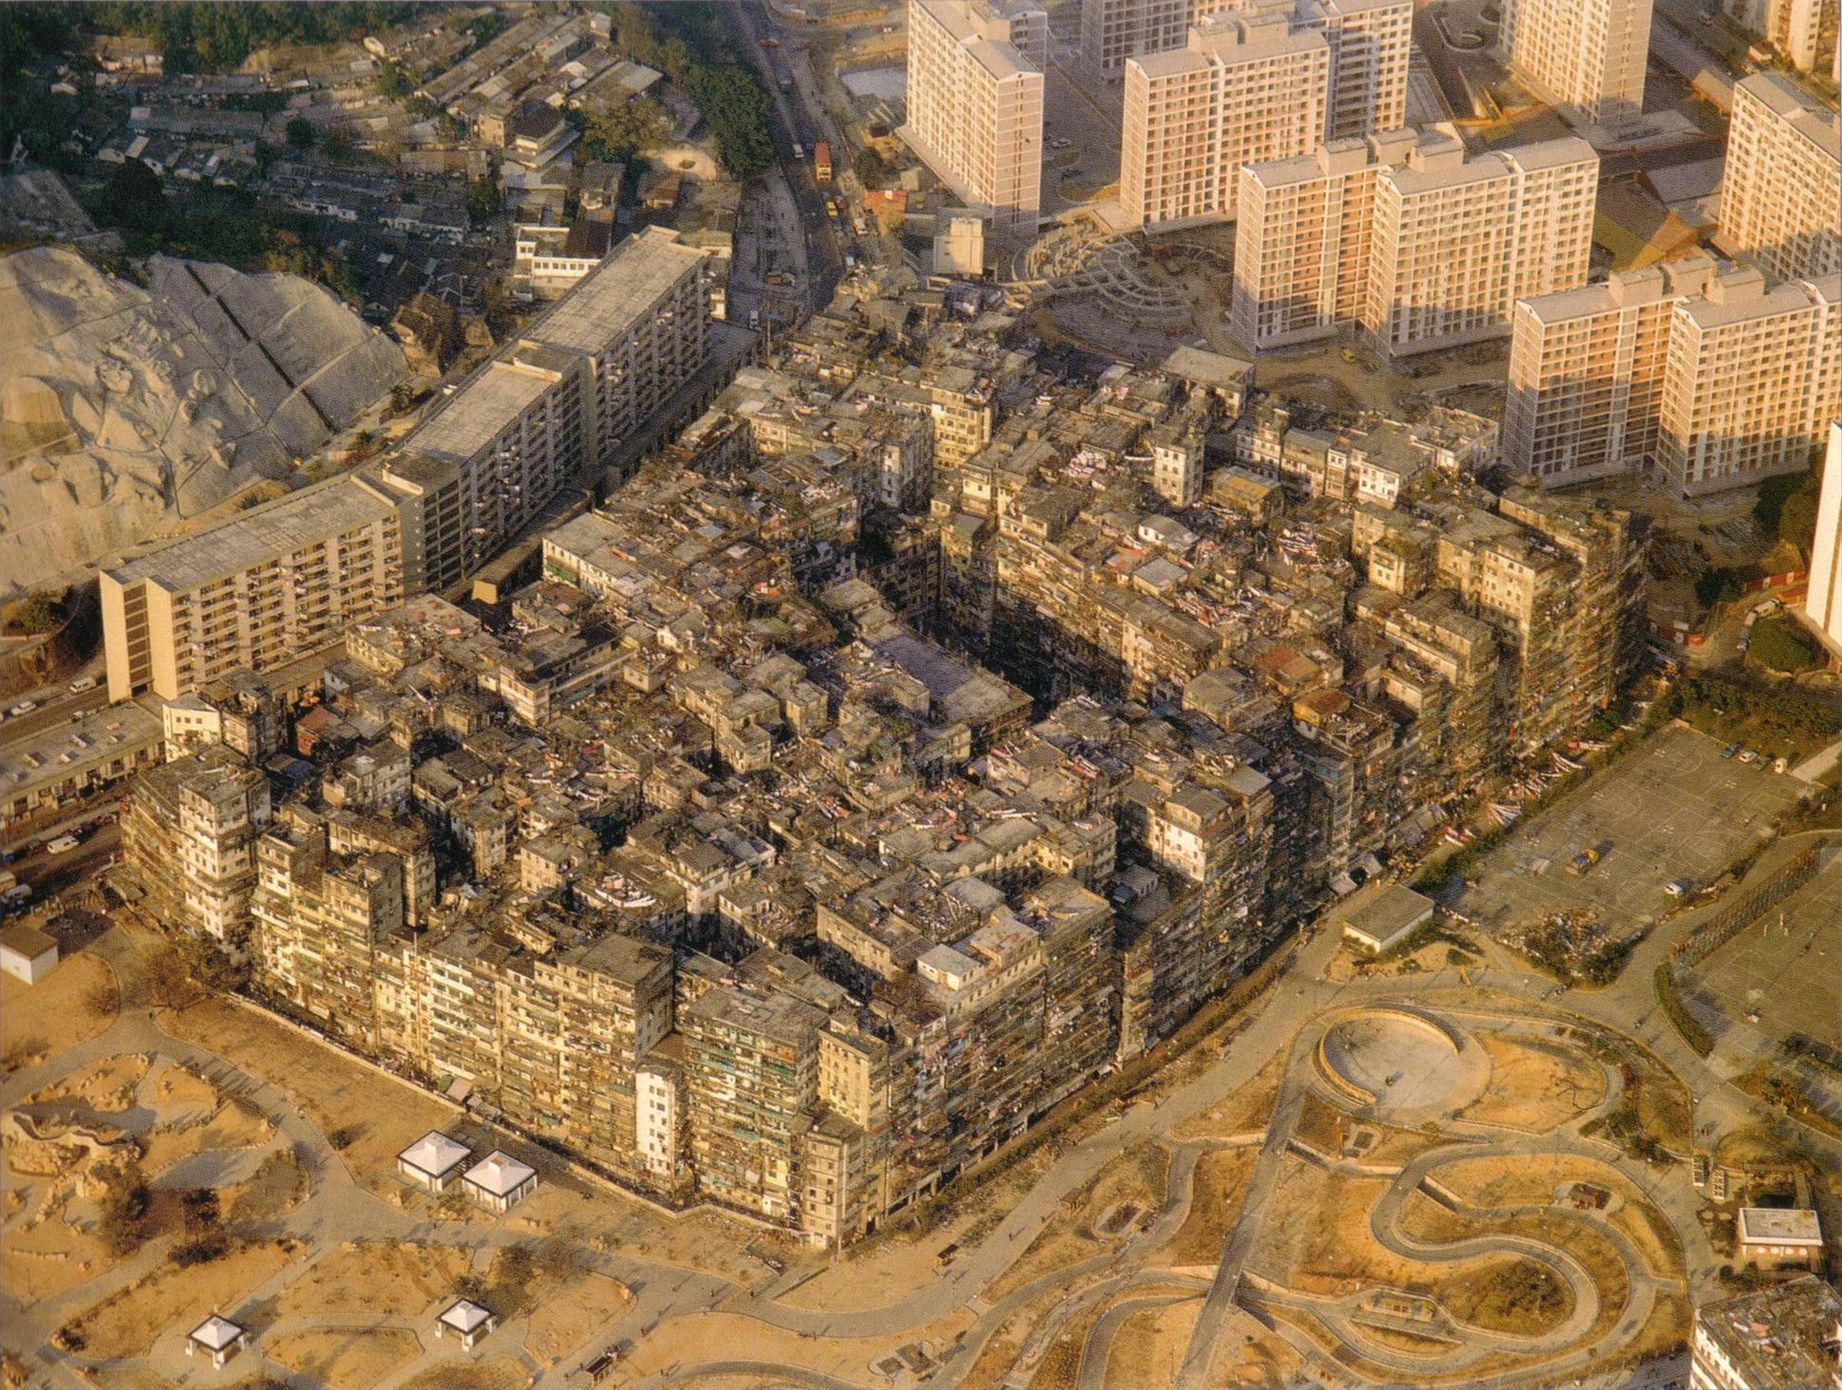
top-left (1498, 0), bottom-right (1653, 125)
top-left (1506, 255), bottom-right (1842, 494)
top-left (102, 229), bottom-right (711, 703)
top-left (116, 270), bottom-right (1652, 1251)
top-left (1233, 128), bottom-right (1597, 356)
top-left (123, 745), bottom-right (273, 942)
top-left (1118, 0), bottom-right (1412, 231)
top-left (903, 0), bottom-right (1048, 233)
top-left (1689, 1276), bottom-right (1842, 1390)
top-left (1719, 74), bottom-right (1842, 286)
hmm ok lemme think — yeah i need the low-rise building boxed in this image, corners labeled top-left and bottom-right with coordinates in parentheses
top-left (1341, 883), bottom-right (1435, 954)
top-left (1690, 1276), bottom-right (1842, 1389)
top-left (1735, 1207), bottom-right (1826, 1271)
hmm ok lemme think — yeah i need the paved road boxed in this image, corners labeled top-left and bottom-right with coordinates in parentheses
top-left (0, 688), bottom-right (108, 747)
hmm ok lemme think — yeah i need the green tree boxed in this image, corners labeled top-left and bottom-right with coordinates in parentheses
top-left (466, 174), bottom-right (502, 225)
top-left (1748, 616), bottom-right (1820, 674)
top-left (92, 158), bottom-right (170, 238)
top-left (285, 115), bottom-right (315, 148)
top-left (141, 943), bottom-right (196, 1010)
top-left (1694, 567), bottom-right (1743, 609)
top-left (178, 935), bottom-right (249, 993)
top-left (95, 1158), bottom-right (151, 1256)
top-left (852, 146), bottom-right (887, 188)
top-left (1754, 465), bottom-right (1823, 553)
top-left (578, 96), bottom-right (670, 163)
top-left (9, 591), bottom-right (63, 635)
top-left (492, 1243), bottom-right (538, 1314)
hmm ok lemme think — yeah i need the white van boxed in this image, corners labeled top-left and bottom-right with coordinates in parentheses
top-left (69, 675), bottom-right (98, 692)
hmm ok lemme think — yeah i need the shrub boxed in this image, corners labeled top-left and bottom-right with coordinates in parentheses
top-left (1654, 963), bottom-right (1713, 1058)
top-left (95, 1158), bottom-right (151, 1255)
top-left (9, 590), bottom-right (63, 634)
top-left (1747, 616), bottom-right (1820, 675)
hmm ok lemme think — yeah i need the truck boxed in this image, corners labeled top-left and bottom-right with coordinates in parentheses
top-left (813, 141), bottom-right (832, 184)
top-left (1565, 847), bottom-right (1599, 876)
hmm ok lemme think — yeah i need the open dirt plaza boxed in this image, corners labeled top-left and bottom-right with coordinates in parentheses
top-left (1452, 724), bottom-right (1807, 941)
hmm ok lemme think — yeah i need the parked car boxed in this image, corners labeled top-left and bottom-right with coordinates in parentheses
top-left (46, 835), bottom-right (82, 854)
top-left (7, 700), bottom-right (35, 717)
top-left (69, 675), bottom-right (98, 692)
top-left (1665, 880), bottom-right (1692, 898)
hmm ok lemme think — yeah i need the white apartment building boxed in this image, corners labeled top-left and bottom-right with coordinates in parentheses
top-left (1725, 0), bottom-right (1842, 74)
top-left (101, 475), bottom-right (409, 703)
top-left (1720, 74), bottom-right (1842, 286)
top-left (1232, 124), bottom-right (1424, 348)
top-left (1499, 0), bottom-right (1653, 125)
top-left (1766, 0), bottom-right (1841, 75)
top-left (1804, 422), bottom-right (1842, 659)
top-left (1233, 129), bottom-right (1596, 355)
top-left (1504, 255), bottom-right (1718, 489)
top-left (1121, 14), bottom-right (1329, 229)
top-left (903, 0), bottom-right (1047, 233)
top-left (1509, 258), bottom-right (1842, 497)
top-left (1659, 268), bottom-right (1842, 495)
top-left (1366, 134), bottom-right (1597, 357)
top-left (1084, 0), bottom-right (1409, 136)
top-left (1116, 0), bottom-right (1409, 230)
top-left (102, 230), bottom-right (711, 703)
top-left (1083, 0), bottom-right (1203, 78)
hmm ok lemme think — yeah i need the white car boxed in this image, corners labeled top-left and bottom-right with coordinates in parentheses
top-left (69, 675), bottom-right (98, 693)
top-left (7, 700), bottom-right (35, 717)
top-left (1664, 880), bottom-right (1692, 898)
top-left (46, 834), bottom-right (82, 854)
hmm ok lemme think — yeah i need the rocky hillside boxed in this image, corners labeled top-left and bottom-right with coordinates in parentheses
top-left (0, 247), bottom-right (405, 595)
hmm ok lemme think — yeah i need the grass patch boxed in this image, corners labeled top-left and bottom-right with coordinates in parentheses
top-left (1747, 616), bottom-right (1821, 675)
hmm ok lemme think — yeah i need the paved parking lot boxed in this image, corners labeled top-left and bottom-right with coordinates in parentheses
top-left (1042, 54), bottom-right (1121, 213)
top-left (1454, 724), bottom-right (1806, 940)
top-left (1688, 855), bottom-right (1842, 1046)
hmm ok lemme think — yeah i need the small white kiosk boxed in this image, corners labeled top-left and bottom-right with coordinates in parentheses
top-left (185, 1314), bottom-right (247, 1368)
top-left (437, 1298), bottom-right (496, 1350)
